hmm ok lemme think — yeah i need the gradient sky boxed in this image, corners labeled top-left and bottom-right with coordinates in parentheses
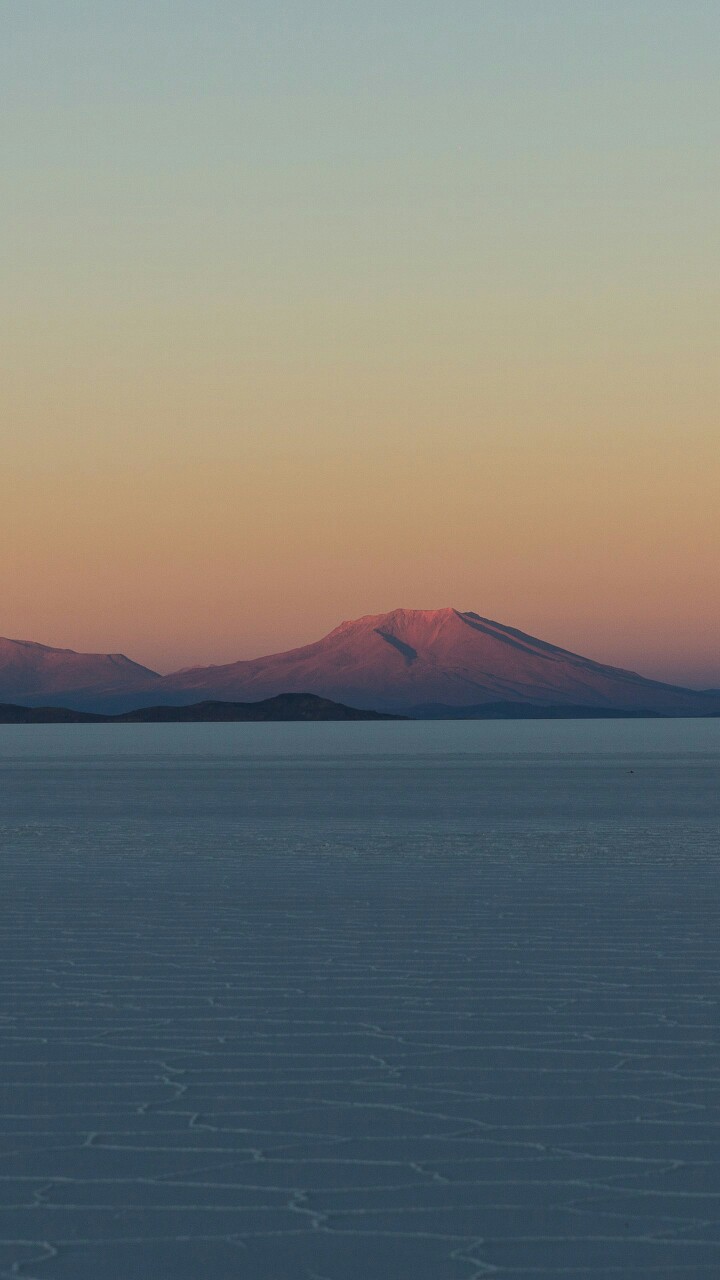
top-left (2, 1), bottom-right (719, 685)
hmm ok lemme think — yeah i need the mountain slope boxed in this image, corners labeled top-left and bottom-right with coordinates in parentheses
top-left (0, 637), bottom-right (161, 702)
top-left (6, 610), bottom-right (717, 715)
top-left (156, 608), bottom-right (718, 715)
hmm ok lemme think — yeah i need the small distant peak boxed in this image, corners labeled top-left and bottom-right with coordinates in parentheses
top-left (0, 635), bottom-right (63, 653)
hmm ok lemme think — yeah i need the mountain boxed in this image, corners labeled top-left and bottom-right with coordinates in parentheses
top-left (0, 694), bottom-right (402, 724)
top-left (0, 637), bottom-right (161, 704)
top-left (4, 610), bottom-right (718, 716)
top-left (0, 703), bottom-right (106, 724)
top-left (150, 608), bottom-right (719, 716)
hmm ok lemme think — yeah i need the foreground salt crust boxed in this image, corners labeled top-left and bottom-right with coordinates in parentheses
top-left (0, 723), bottom-right (718, 1278)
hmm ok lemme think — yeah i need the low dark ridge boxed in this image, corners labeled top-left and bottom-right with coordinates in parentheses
top-left (0, 704), bottom-right (106, 724)
top-left (0, 694), bottom-right (405, 724)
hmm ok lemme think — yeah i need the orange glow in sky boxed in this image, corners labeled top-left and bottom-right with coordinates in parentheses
top-left (3, 3), bottom-right (719, 687)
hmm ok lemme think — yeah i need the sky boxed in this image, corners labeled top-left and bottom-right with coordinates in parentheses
top-left (2, 0), bottom-right (718, 686)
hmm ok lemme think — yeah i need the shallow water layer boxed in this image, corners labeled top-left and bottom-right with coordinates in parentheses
top-left (0, 720), bottom-right (719, 1278)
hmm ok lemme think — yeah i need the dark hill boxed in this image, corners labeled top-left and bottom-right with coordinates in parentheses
top-left (0, 694), bottom-right (404, 724)
top-left (115, 695), bottom-right (403, 722)
top-left (0, 704), bottom-right (106, 724)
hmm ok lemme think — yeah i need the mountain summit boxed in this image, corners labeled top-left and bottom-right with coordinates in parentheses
top-left (153, 607), bottom-right (717, 716)
top-left (3, 609), bottom-right (717, 716)
top-left (0, 636), bottom-right (160, 704)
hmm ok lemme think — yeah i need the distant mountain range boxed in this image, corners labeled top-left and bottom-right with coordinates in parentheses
top-left (0, 694), bottom-right (402, 724)
top-left (1, 609), bottom-right (718, 717)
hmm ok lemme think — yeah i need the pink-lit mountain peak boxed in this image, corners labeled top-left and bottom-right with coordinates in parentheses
top-left (163, 607), bottom-right (697, 712)
top-left (3, 610), bottom-right (716, 715)
top-left (329, 605), bottom-right (458, 638)
top-left (277, 607), bottom-right (639, 680)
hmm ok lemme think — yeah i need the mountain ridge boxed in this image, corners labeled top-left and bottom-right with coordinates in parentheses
top-left (0, 694), bottom-right (403, 724)
top-left (2, 608), bottom-right (718, 716)
top-left (149, 607), bottom-right (717, 716)
top-left (0, 635), bottom-right (160, 701)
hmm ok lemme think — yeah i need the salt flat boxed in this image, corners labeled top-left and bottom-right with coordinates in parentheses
top-left (0, 721), bottom-right (718, 1278)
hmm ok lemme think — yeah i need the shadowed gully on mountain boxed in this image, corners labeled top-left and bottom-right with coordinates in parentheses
top-left (3, 610), bottom-right (719, 716)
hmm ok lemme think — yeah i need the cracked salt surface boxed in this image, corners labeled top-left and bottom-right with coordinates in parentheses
top-left (0, 719), bottom-right (719, 1278)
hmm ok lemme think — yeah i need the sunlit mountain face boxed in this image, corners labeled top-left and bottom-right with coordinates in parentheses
top-left (5, 610), bottom-right (717, 717)
top-left (0, 636), bottom-right (161, 704)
